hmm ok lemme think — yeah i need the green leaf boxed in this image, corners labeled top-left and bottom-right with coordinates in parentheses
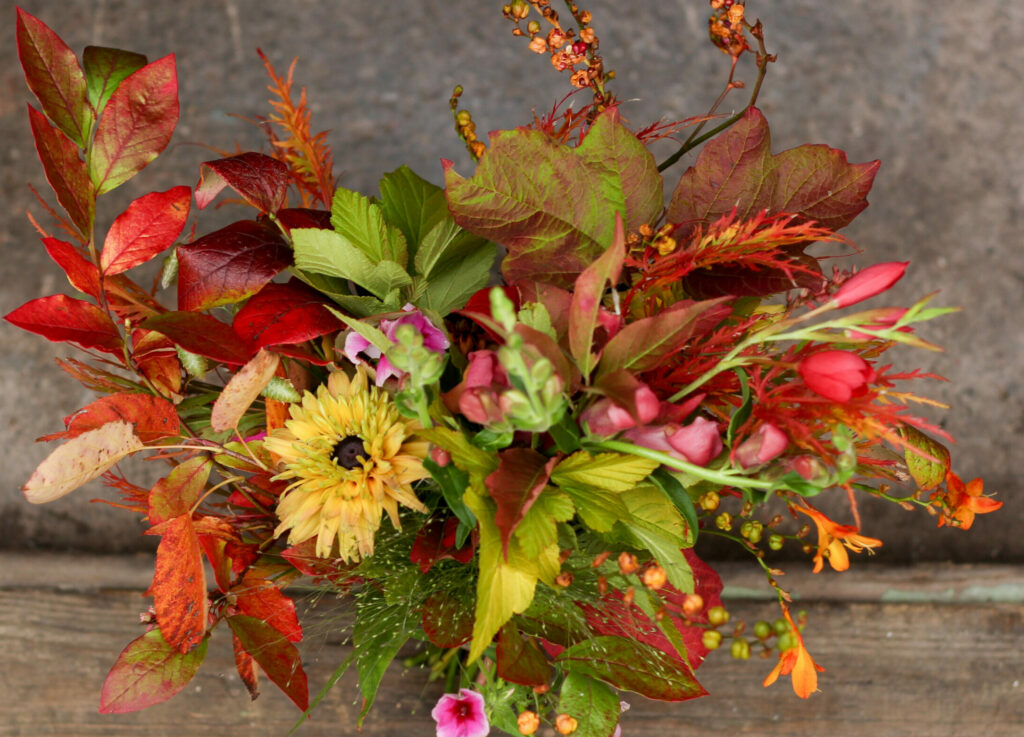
top-left (649, 468), bottom-right (699, 545)
top-left (445, 108), bottom-right (661, 288)
top-left (417, 239), bottom-right (496, 315)
top-left (424, 458), bottom-right (477, 545)
top-left (352, 588), bottom-right (411, 724)
top-left (330, 186), bottom-right (407, 265)
top-left (514, 488), bottom-right (575, 560)
top-left (83, 46), bottom-right (147, 115)
top-left (726, 368), bottom-right (752, 446)
top-left (899, 424), bottom-right (950, 491)
top-left (612, 485), bottom-right (694, 591)
top-left (559, 483), bottom-right (627, 533)
top-left (379, 165), bottom-right (449, 257)
top-left (558, 672), bottom-right (621, 737)
top-left (291, 227), bottom-right (411, 300)
top-left (486, 448), bottom-right (553, 554)
top-left (551, 451), bottom-right (659, 492)
top-left (417, 426), bottom-right (498, 479)
top-left (556, 636), bottom-right (706, 701)
top-left (99, 629), bottom-right (208, 713)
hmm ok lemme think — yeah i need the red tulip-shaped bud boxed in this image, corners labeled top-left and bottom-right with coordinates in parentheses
top-left (798, 350), bottom-right (876, 402)
top-left (833, 261), bottom-right (908, 308)
top-left (666, 416), bottom-right (723, 467)
top-left (735, 423), bottom-right (789, 468)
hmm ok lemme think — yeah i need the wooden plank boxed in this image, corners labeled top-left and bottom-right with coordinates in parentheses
top-left (1, 556), bottom-right (1022, 736)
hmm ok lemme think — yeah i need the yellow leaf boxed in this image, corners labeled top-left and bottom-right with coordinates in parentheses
top-left (23, 420), bottom-right (145, 503)
top-left (551, 451), bottom-right (658, 491)
top-left (210, 349), bottom-right (280, 432)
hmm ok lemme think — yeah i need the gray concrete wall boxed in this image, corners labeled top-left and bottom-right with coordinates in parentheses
top-left (1, 1), bottom-right (1020, 561)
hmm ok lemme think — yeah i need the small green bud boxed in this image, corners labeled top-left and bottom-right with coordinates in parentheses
top-left (753, 620), bottom-right (772, 640)
top-left (702, 630), bottom-right (723, 650)
top-left (707, 606), bottom-right (730, 627)
top-left (730, 638), bottom-right (751, 660)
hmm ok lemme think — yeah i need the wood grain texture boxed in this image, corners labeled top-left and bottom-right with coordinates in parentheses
top-left (2, 555), bottom-right (1022, 736)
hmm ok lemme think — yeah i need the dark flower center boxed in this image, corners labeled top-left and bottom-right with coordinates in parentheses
top-left (331, 436), bottom-right (367, 469)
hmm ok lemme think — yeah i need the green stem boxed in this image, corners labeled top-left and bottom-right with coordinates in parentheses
top-left (589, 440), bottom-right (776, 491)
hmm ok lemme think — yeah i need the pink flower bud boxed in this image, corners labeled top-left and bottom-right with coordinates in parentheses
top-left (833, 261), bottom-right (908, 308)
top-left (666, 417), bottom-right (723, 467)
top-left (430, 447), bottom-right (451, 467)
top-left (735, 423), bottom-right (788, 468)
top-left (581, 398), bottom-right (637, 436)
top-left (798, 350), bottom-right (876, 402)
top-left (786, 455), bottom-right (829, 483)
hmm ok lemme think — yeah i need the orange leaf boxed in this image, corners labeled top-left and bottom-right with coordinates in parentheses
top-left (233, 571), bottom-right (303, 643)
top-left (210, 348), bottom-right (280, 432)
top-left (146, 514), bottom-right (208, 653)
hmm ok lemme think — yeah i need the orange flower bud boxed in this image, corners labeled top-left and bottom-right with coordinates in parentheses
top-left (555, 713), bottom-right (579, 735)
top-left (555, 571), bottom-right (574, 587)
top-left (641, 564), bottom-right (667, 590)
top-left (617, 551), bottom-right (639, 575)
top-left (518, 710), bottom-right (541, 735)
top-left (682, 593), bottom-right (705, 617)
top-left (529, 36), bottom-right (548, 53)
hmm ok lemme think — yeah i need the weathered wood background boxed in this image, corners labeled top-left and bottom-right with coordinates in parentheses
top-left (2, 554), bottom-right (1022, 736)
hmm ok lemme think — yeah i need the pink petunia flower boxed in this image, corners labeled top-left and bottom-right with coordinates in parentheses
top-left (431, 688), bottom-right (489, 737)
top-left (344, 304), bottom-right (449, 386)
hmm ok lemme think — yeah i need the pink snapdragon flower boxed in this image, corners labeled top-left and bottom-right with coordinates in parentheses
top-left (832, 261), bottom-right (908, 307)
top-left (431, 688), bottom-right (489, 737)
top-left (443, 349), bottom-right (510, 425)
top-left (624, 416), bottom-right (723, 469)
top-left (735, 423), bottom-right (788, 468)
top-left (344, 304), bottom-right (449, 385)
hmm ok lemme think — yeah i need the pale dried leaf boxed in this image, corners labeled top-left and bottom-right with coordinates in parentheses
top-left (210, 349), bottom-right (280, 432)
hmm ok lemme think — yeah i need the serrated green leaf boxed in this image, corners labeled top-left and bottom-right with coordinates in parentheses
top-left (551, 451), bottom-right (659, 492)
top-left (558, 672), bottom-right (620, 737)
top-left (330, 186), bottom-right (407, 266)
top-left (514, 489), bottom-right (575, 559)
top-left (612, 485), bottom-right (694, 591)
top-left (650, 469), bottom-right (699, 544)
top-left (291, 228), bottom-right (411, 300)
top-left (379, 165), bottom-right (449, 257)
top-left (559, 484), bottom-right (627, 533)
top-left (418, 426), bottom-right (498, 479)
top-left (417, 240), bottom-right (496, 315)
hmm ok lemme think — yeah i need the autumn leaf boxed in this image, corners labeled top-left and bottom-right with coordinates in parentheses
top-left (140, 311), bottom-right (255, 365)
top-left (101, 186), bottom-right (191, 274)
top-left (82, 45), bottom-right (147, 115)
top-left (210, 349), bottom-right (280, 432)
top-left (23, 420), bottom-right (144, 503)
top-left (99, 628), bottom-right (208, 713)
top-left (148, 456), bottom-right (213, 525)
top-left (195, 152), bottom-right (290, 213)
top-left (5, 293), bottom-right (123, 355)
top-left (27, 104), bottom-right (94, 236)
top-left (485, 448), bottom-right (556, 555)
top-left (227, 614), bottom-right (309, 711)
top-left (233, 632), bottom-right (260, 700)
top-left (232, 570), bottom-right (303, 643)
top-left (39, 392), bottom-right (179, 443)
top-left (232, 281), bottom-right (343, 348)
top-left (146, 514), bottom-right (208, 653)
top-left (568, 214), bottom-right (626, 378)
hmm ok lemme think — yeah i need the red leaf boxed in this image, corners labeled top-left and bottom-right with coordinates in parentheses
top-left (485, 448), bottom-right (556, 555)
top-left (177, 220), bottom-right (292, 312)
top-left (496, 623), bottom-right (553, 687)
top-left (568, 215), bottom-right (625, 377)
top-left (410, 516), bottom-right (476, 574)
top-left (232, 571), bottom-right (303, 643)
top-left (233, 281), bottom-right (343, 348)
top-left (131, 330), bottom-right (183, 399)
top-left (145, 514), bottom-right (209, 653)
top-left (281, 538), bottom-right (355, 585)
top-left (275, 208), bottom-right (332, 232)
top-left (201, 535), bottom-right (235, 593)
top-left (99, 628), bottom-right (208, 713)
top-left (148, 456), bottom-right (212, 525)
top-left (226, 614), bottom-right (309, 711)
top-left (421, 591), bottom-right (474, 648)
top-left (232, 632), bottom-right (260, 700)
top-left (195, 152), bottom-right (290, 214)
top-left (140, 311), bottom-right (255, 365)
top-left (679, 250), bottom-right (825, 299)
top-left (16, 8), bottom-right (93, 148)
top-left (90, 54), bottom-right (178, 195)
top-left (82, 45), bottom-right (147, 114)
top-left (27, 105), bottom-right (94, 236)
top-left (5, 293), bottom-right (122, 355)
top-left (668, 107), bottom-right (879, 235)
top-left (101, 186), bottom-right (191, 274)
top-left (40, 392), bottom-right (179, 444)
top-left (43, 237), bottom-right (100, 298)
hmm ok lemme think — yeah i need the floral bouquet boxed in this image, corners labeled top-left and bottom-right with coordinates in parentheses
top-left (6, 2), bottom-right (1000, 735)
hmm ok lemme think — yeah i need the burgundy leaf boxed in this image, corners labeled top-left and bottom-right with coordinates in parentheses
top-left (101, 186), bottom-right (191, 274)
top-left (496, 623), bottom-right (553, 687)
top-left (16, 8), bottom-right (93, 148)
top-left (410, 516), bottom-right (476, 574)
top-left (99, 629), bottom-right (208, 713)
top-left (140, 311), bottom-right (255, 365)
top-left (485, 448), bottom-right (556, 555)
top-left (27, 105), bottom-right (94, 236)
top-left (82, 45), bottom-right (147, 114)
top-left (680, 249), bottom-right (825, 299)
top-left (90, 54), bottom-right (178, 195)
top-left (421, 591), bottom-right (474, 648)
top-left (275, 207), bottom-right (332, 232)
top-left (232, 632), bottom-right (260, 700)
top-left (195, 152), bottom-right (290, 214)
top-left (39, 392), bottom-right (179, 444)
top-left (233, 281), bottom-right (342, 348)
top-left (177, 220), bottom-right (291, 312)
top-left (226, 614), bottom-right (309, 711)
top-left (145, 514), bottom-right (208, 653)
top-left (5, 293), bottom-right (122, 355)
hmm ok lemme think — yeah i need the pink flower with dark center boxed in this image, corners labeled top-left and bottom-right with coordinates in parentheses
top-left (798, 350), bottom-right (876, 402)
top-left (735, 423), bottom-right (788, 468)
top-left (833, 261), bottom-right (908, 308)
top-left (431, 688), bottom-right (489, 737)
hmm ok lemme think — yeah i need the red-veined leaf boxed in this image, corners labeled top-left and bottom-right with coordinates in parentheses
top-left (82, 45), bottom-right (147, 114)
top-left (39, 392), bottom-right (179, 444)
top-left (98, 628), bottom-right (208, 713)
top-left (232, 570), bottom-right (303, 643)
top-left (148, 456), bottom-right (213, 525)
top-left (101, 186), bottom-right (191, 274)
top-left (5, 293), bottom-right (122, 355)
top-left (226, 614), bottom-right (309, 711)
top-left (145, 514), bottom-right (208, 653)
top-left (485, 448), bottom-right (556, 556)
top-left (140, 311), bottom-right (255, 365)
top-left (556, 635), bottom-right (706, 701)
top-left (496, 623), bottom-right (552, 687)
top-left (23, 420), bottom-right (144, 503)
top-left (176, 220), bottom-right (291, 311)
top-left (16, 8), bottom-right (93, 148)
top-left (210, 349), bottom-right (280, 432)
top-left (421, 591), bottom-right (474, 648)
top-left (89, 54), bottom-right (178, 195)
top-left (27, 105), bottom-right (93, 236)
top-left (668, 107), bottom-right (879, 235)
top-left (195, 152), bottom-right (289, 214)
top-left (232, 632), bottom-right (260, 700)
top-left (232, 281), bottom-right (343, 348)
top-left (410, 516), bottom-right (476, 574)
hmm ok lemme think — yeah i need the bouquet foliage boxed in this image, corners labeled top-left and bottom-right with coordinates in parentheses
top-left (6, 2), bottom-right (1000, 734)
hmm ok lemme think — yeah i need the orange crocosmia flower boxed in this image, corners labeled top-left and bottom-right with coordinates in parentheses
top-left (795, 504), bottom-right (883, 573)
top-left (938, 472), bottom-right (1001, 531)
top-left (763, 607), bottom-right (825, 698)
